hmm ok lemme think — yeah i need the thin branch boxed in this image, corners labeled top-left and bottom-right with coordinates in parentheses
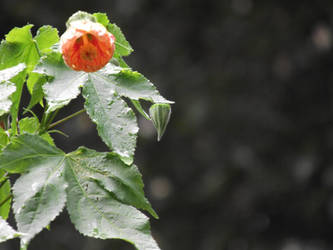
top-left (48, 109), bottom-right (85, 129)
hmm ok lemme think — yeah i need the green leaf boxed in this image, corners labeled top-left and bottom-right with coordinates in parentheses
top-left (26, 73), bottom-right (46, 109)
top-left (107, 23), bottom-right (134, 58)
top-left (149, 103), bottom-right (172, 141)
top-left (13, 154), bottom-right (67, 247)
top-left (0, 63), bottom-right (26, 82)
top-left (18, 117), bottom-right (55, 145)
top-left (131, 100), bottom-right (151, 120)
top-left (0, 81), bottom-right (16, 117)
top-left (0, 170), bottom-right (11, 219)
top-left (83, 74), bottom-right (138, 165)
top-left (97, 67), bottom-right (172, 104)
top-left (66, 11), bottom-right (97, 28)
top-left (34, 26), bottom-right (59, 54)
top-left (92, 12), bottom-right (133, 58)
top-left (0, 25), bottom-right (39, 71)
top-left (34, 52), bottom-right (87, 113)
top-left (0, 134), bottom-right (66, 246)
top-left (69, 147), bottom-right (157, 218)
top-left (0, 63), bottom-right (26, 117)
top-left (93, 12), bottom-right (110, 27)
top-left (0, 128), bottom-right (9, 150)
top-left (0, 134), bottom-right (63, 173)
top-left (0, 217), bottom-right (20, 243)
top-left (66, 148), bottom-right (160, 250)
top-left (0, 135), bottom-right (159, 249)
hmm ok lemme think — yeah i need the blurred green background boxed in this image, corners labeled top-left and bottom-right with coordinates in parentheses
top-left (2, 0), bottom-right (333, 250)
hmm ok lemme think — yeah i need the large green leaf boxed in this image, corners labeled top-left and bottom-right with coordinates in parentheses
top-left (0, 217), bottom-right (20, 243)
top-left (0, 135), bottom-right (159, 250)
top-left (68, 147), bottom-right (157, 218)
top-left (0, 170), bottom-right (11, 220)
top-left (34, 52), bottom-right (87, 113)
top-left (83, 74), bottom-right (138, 165)
top-left (0, 135), bottom-right (66, 247)
top-left (0, 134), bottom-right (63, 173)
top-left (12, 155), bottom-right (67, 247)
top-left (66, 148), bottom-right (160, 250)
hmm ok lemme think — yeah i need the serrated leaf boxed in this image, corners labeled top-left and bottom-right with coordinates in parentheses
top-left (107, 23), bottom-right (133, 57)
top-left (83, 74), bottom-right (138, 165)
top-left (0, 134), bottom-right (63, 173)
top-left (34, 52), bottom-right (87, 113)
top-left (34, 25), bottom-right (59, 54)
top-left (0, 217), bottom-right (20, 243)
top-left (13, 155), bottom-right (67, 247)
top-left (93, 12), bottom-right (110, 27)
top-left (26, 73), bottom-right (46, 109)
top-left (149, 103), bottom-right (171, 141)
top-left (0, 170), bottom-right (11, 220)
top-left (0, 81), bottom-right (16, 117)
top-left (0, 63), bottom-right (26, 117)
top-left (95, 67), bottom-right (172, 104)
top-left (69, 147), bottom-right (157, 218)
top-left (0, 25), bottom-right (39, 71)
top-left (0, 134), bottom-right (66, 246)
top-left (92, 12), bottom-right (133, 58)
top-left (18, 117), bottom-right (55, 145)
top-left (0, 128), bottom-right (9, 149)
top-left (0, 134), bottom-right (159, 249)
top-left (65, 149), bottom-right (160, 250)
top-left (0, 63), bottom-right (26, 83)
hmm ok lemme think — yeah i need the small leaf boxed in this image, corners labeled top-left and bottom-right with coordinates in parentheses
top-left (107, 23), bottom-right (133, 57)
top-left (66, 11), bottom-right (97, 28)
top-left (34, 25), bottom-right (59, 54)
top-left (0, 170), bottom-right (11, 220)
top-left (65, 150), bottom-right (160, 250)
top-left (131, 100), bottom-right (151, 120)
top-left (83, 75), bottom-right (138, 164)
top-left (18, 117), bottom-right (55, 145)
top-left (0, 81), bottom-right (16, 117)
top-left (149, 103), bottom-right (172, 141)
top-left (93, 12), bottom-right (110, 27)
top-left (0, 217), bottom-right (20, 243)
top-left (0, 127), bottom-right (9, 149)
top-left (26, 73), bottom-right (46, 109)
top-left (34, 52), bottom-right (87, 113)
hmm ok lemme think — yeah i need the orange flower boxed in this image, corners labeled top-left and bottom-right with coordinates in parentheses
top-left (60, 20), bottom-right (115, 72)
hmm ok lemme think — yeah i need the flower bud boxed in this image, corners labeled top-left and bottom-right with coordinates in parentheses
top-left (60, 20), bottom-right (115, 72)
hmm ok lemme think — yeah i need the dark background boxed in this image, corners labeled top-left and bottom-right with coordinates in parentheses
top-left (2, 0), bottom-right (333, 250)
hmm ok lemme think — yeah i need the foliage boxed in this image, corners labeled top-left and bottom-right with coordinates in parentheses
top-left (0, 11), bottom-right (172, 250)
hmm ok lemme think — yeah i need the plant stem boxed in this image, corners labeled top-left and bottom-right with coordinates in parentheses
top-left (48, 109), bottom-right (85, 129)
top-left (0, 194), bottom-right (12, 207)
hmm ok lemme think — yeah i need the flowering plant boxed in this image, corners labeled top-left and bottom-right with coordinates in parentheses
top-left (0, 11), bottom-right (172, 250)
